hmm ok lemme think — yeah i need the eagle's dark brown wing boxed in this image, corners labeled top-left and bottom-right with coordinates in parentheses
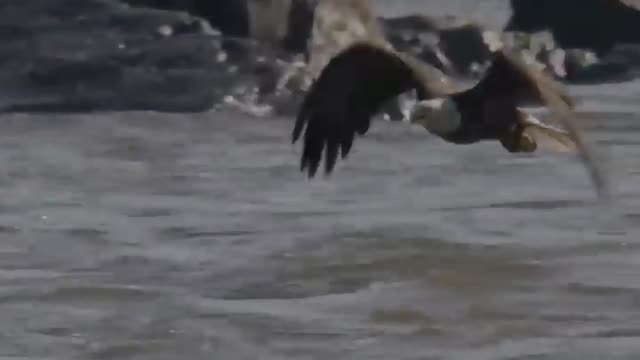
top-left (465, 49), bottom-right (575, 109)
top-left (467, 49), bottom-right (610, 200)
top-left (292, 42), bottom-right (428, 177)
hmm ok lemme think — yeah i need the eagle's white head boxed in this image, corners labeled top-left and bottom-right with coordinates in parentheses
top-left (409, 98), bottom-right (462, 135)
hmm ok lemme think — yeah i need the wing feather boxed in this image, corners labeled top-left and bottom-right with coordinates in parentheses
top-left (468, 49), bottom-right (576, 109)
top-left (493, 50), bottom-right (611, 200)
top-left (292, 42), bottom-right (427, 177)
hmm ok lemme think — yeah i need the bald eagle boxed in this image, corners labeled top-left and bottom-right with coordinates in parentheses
top-left (291, 42), bottom-right (608, 197)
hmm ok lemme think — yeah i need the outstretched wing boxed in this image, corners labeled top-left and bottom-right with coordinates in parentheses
top-left (505, 50), bottom-right (610, 200)
top-left (474, 49), bottom-right (609, 200)
top-left (291, 42), bottom-right (453, 177)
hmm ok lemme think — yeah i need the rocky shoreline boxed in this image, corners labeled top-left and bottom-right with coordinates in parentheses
top-left (2, 0), bottom-right (640, 115)
top-left (119, 0), bottom-right (640, 84)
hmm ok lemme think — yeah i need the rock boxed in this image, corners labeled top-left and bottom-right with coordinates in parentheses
top-left (562, 48), bottom-right (639, 84)
top-left (0, 0), bottom-right (267, 113)
top-left (382, 15), bottom-right (494, 77)
top-left (281, 0), bottom-right (316, 54)
top-left (498, 29), bottom-right (640, 84)
top-left (122, 0), bottom-right (250, 37)
top-left (123, 0), bottom-right (316, 55)
top-left (6, 34), bottom-right (225, 113)
top-left (381, 15), bottom-right (455, 74)
top-left (11, 0), bottom-right (640, 117)
top-left (438, 24), bottom-right (493, 76)
top-left (505, 0), bottom-right (640, 55)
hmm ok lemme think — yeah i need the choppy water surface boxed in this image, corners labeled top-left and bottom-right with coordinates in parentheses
top-left (1, 84), bottom-right (640, 359)
top-left (3, 1), bottom-right (640, 359)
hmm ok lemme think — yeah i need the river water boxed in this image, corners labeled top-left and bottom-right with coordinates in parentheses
top-left (2, 1), bottom-right (640, 359)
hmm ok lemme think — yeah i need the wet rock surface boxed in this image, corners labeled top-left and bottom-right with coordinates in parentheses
top-left (505, 0), bottom-right (640, 55)
top-left (4, 0), bottom-right (640, 116)
top-left (501, 0), bottom-right (640, 84)
top-left (123, 0), bottom-right (316, 54)
top-left (382, 15), bottom-right (493, 77)
top-left (123, 0), bottom-right (251, 39)
top-left (383, 12), bottom-right (640, 85)
top-left (0, 0), bottom-right (308, 115)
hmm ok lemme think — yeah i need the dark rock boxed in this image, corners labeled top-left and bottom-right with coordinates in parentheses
top-left (381, 15), bottom-right (452, 73)
top-left (5, 34), bottom-right (225, 113)
top-left (498, 30), bottom-right (640, 84)
top-left (561, 47), bottom-right (640, 84)
top-left (0, 0), bottom-right (239, 113)
top-left (505, 0), bottom-right (640, 55)
top-left (384, 14), bottom-right (638, 86)
top-left (0, 0), bottom-right (317, 116)
top-left (123, 0), bottom-right (316, 55)
top-left (382, 15), bottom-right (493, 76)
top-left (121, 0), bottom-right (249, 37)
top-left (438, 24), bottom-right (493, 76)
top-left (282, 0), bottom-right (315, 54)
